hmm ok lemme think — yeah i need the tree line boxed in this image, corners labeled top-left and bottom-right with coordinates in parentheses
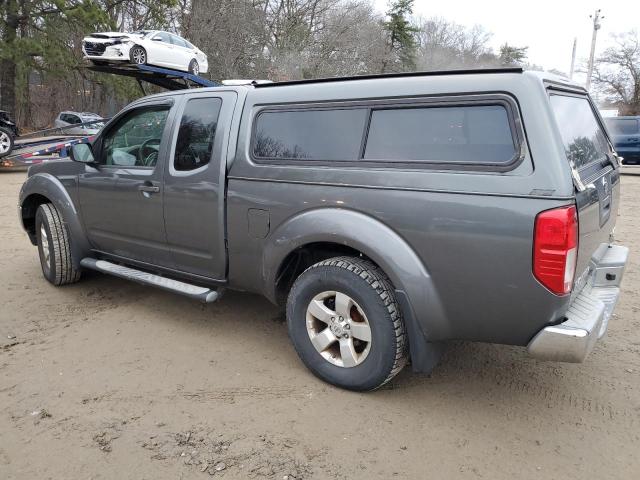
top-left (1, 0), bottom-right (638, 130)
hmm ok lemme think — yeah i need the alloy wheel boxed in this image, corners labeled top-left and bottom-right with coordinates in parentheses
top-left (0, 131), bottom-right (10, 154)
top-left (132, 48), bottom-right (146, 65)
top-left (40, 224), bottom-right (51, 269)
top-left (305, 291), bottom-right (372, 368)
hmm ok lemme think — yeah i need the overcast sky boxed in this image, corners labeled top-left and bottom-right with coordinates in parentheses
top-left (374, 0), bottom-right (638, 79)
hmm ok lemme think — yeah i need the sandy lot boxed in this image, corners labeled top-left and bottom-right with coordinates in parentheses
top-left (0, 170), bottom-right (639, 480)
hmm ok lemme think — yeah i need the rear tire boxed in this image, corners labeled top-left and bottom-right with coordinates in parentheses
top-left (35, 203), bottom-right (81, 286)
top-left (188, 59), bottom-right (199, 76)
top-left (287, 256), bottom-right (407, 391)
top-left (0, 127), bottom-right (14, 159)
top-left (130, 45), bottom-right (147, 66)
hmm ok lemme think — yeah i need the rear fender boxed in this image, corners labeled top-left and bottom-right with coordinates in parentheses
top-left (262, 208), bottom-right (450, 347)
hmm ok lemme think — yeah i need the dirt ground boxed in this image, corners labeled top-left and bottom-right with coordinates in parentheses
top-left (0, 170), bottom-right (639, 480)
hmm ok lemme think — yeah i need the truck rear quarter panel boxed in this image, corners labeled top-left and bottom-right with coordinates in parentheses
top-left (227, 73), bottom-right (577, 346)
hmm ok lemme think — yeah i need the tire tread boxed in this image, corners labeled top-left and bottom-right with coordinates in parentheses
top-left (296, 256), bottom-right (407, 389)
top-left (38, 203), bottom-right (81, 285)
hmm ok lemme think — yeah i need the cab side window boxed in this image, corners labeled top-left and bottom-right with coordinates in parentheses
top-left (173, 98), bottom-right (222, 171)
top-left (102, 107), bottom-right (169, 168)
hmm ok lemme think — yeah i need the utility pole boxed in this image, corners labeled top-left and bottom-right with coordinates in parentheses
top-left (569, 38), bottom-right (577, 80)
top-left (586, 9), bottom-right (604, 90)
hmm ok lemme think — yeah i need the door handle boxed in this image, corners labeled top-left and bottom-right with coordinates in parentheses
top-left (138, 182), bottom-right (160, 195)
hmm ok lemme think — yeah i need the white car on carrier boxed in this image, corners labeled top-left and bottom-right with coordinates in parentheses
top-left (82, 30), bottom-right (208, 75)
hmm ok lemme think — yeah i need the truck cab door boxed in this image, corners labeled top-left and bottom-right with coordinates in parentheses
top-left (77, 100), bottom-right (176, 267)
top-left (163, 91), bottom-right (237, 280)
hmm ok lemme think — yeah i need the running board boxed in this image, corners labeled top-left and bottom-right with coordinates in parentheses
top-left (80, 258), bottom-right (219, 303)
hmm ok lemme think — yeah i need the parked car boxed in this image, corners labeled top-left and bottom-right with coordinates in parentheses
top-left (605, 116), bottom-right (640, 165)
top-left (82, 30), bottom-right (208, 75)
top-left (54, 111), bottom-right (105, 135)
top-left (0, 110), bottom-right (18, 158)
top-left (18, 69), bottom-right (628, 391)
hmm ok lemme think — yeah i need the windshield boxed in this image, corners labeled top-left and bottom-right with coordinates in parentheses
top-left (549, 94), bottom-right (610, 169)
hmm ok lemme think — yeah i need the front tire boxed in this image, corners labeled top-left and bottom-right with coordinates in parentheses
top-left (287, 256), bottom-right (407, 391)
top-left (35, 204), bottom-right (81, 286)
top-left (130, 45), bottom-right (147, 66)
top-left (0, 127), bottom-right (14, 158)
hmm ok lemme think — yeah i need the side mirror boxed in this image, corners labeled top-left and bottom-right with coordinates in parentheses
top-left (70, 143), bottom-right (97, 165)
top-left (152, 37), bottom-right (163, 41)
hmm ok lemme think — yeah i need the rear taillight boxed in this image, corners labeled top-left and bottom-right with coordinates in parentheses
top-left (533, 206), bottom-right (578, 295)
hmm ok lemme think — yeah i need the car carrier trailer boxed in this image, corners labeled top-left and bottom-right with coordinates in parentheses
top-left (1, 64), bottom-right (218, 170)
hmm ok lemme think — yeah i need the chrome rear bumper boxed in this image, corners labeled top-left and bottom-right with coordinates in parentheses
top-left (527, 244), bottom-right (628, 363)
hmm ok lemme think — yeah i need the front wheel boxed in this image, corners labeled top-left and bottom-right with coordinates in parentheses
top-left (287, 256), bottom-right (407, 391)
top-left (35, 203), bottom-right (81, 286)
top-left (0, 127), bottom-right (14, 158)
top-left (130, 45), bottom-right (147, 66)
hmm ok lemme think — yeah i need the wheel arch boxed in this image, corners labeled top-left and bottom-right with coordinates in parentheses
top-left (19, 173), bottom-right (91, 268)
top-left (263, 208), bottom-right (450, 350)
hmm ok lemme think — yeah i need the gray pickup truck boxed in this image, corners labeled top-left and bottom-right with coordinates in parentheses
top-left (18, 68), bottom-right (628, 391)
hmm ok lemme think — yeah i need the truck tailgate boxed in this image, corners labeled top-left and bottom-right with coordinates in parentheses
top-left (548, 93), bottom-right (621, 280)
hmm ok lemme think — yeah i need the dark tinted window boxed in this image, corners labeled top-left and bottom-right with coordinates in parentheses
top-left (174, 98), bottom-right (222, 171)
top-left (606, 118), bottom-right (639, 135)
top-left (254, 109), bottom-right (367, 161)
top-left (364, 105), bottom-right (516, 164)
top-left (549, 95), bottom-right (610, 169)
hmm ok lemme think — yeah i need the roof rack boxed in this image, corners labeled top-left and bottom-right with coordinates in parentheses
top-left (254, 67), bottom-right (523, 88)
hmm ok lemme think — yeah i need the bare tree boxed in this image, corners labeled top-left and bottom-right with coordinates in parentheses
top-left (592, 31), bottom-right (640, 115)
top-left (186, 0), bottom-right (389, 81)
top-left (414, 17), bottom-right (498, 70)
top-left (283, 1), bottom-right (390, 78)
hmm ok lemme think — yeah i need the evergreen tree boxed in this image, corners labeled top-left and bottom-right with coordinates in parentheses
top-left (0, 0), bottom-right (178, 124)
top-left (383, 0), bottom-right (418, 72)
top-left (499, 43), bottom-right (528, 66)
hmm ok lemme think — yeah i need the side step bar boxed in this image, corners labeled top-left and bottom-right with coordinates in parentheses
top-left (80, 258), bottom-right (220, 303)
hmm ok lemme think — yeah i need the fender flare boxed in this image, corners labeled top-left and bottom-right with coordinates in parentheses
top-left (262, 208), bottom-right (451, 346)
top-left (19, 173), bottom-right (91, 268)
